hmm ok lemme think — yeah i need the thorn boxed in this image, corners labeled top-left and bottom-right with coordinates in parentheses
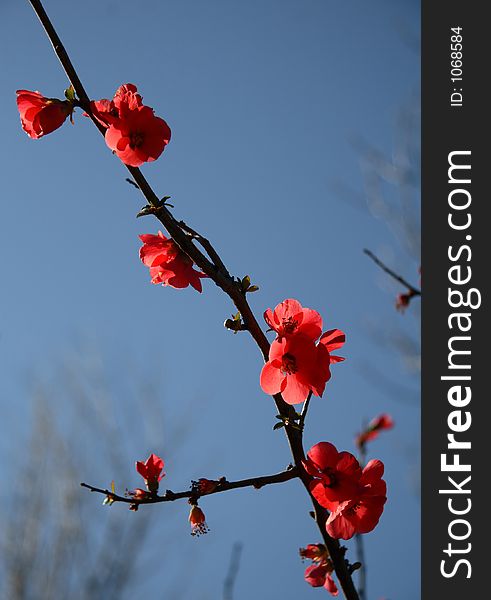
top-left (126, 178), bottom-right (140, 189)
top-left (349, 562), bottom-right (362, 574)
top-left (136, 205), bottom-right (156, 218)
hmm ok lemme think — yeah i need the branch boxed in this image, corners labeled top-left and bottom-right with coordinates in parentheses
top-left (298, 391), bottom-right (313, 430)
top-left (363, 249), bottom-right (421, 296)
top-left (223, 542), bottom-right (243, 600)
top-left (26, 2), bottom-right (361, 597)
top-left (81, 467), bottom-right (299, 506)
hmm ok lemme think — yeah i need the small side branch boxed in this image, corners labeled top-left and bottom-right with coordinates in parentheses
top-left (298, 391), bottom-right (313, 430)
top-left (363, 249), bottom-right (421, 296)
top-left (178, 220), bottom-right (231, 277)
top-left (81, 466), bottom-right (299, 507)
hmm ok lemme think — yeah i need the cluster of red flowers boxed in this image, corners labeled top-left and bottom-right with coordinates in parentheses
top-left (304, 442), bottom-right (387, 540)
top-left (139, 231), bottom-right (207, 291)
top-left (260, 299), bottom-right (345, 405)
top-left (90, 83), bottom-right (171, 167)
top-left (16, 83), bottom-right (171, 168)
top-left (355, 413), bottom-right (394, 449)
top-left (300, 544), bottom-right (338, 596)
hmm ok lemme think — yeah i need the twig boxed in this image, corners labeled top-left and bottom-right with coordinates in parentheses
top-left (363, 249), bottom-right (421, 296)
top-left (178, 220), bottom-right (231, 277)
top-left (125, 178), bottom-right (140, 189)
top-left (81, 467), bottom-right (299, 506)
top-left (298, 391), bottom-right (313, 430)
top-left (26, 3), bottom-right (361, 597)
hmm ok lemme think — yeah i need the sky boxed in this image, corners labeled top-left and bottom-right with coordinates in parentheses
top-left (1, 1), bottom-right (420, 599)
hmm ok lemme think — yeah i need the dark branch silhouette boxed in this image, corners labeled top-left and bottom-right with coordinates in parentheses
top-left (81, 467), bottom-right (299, 506)
top-left (223, 542), bottom-right (243, 600)
top-left (26, 2), bottom-right (362, 597)
top-left (363, 249), bottom-right (421, 296)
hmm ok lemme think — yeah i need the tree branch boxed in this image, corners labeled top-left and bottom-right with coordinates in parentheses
top-left (363, 249), bottom-right (421, 296)
top-left (299, 391), bottom-right (313, 430)
top-left (223, 542), bottom-right (243, 600)
top-left (81, 467), bottom-right (299, 506)
top-left (26, 2), bottom-right (361, 597)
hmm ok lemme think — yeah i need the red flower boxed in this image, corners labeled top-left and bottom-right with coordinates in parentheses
top-left (356, 413), bottom-right (394, 448)
top-left (300, 543), bottom-right (338, 595)
top-left (105, 105), bottom-right (171, 167)
top-left (264, 298), bottom-right (323, 340)
top-left (304, 442), bottom-right (362, 505)
top-left (139, 231), bottom-right (207, 292)
top-left (304, 563), bottom-right (339, 596)
top-left (189, 505), bottom-right (209, 536)
top-left (16, 90), bottom-right (72, 139)
top-left (195, 478), bottom-right (220, 495)
top-left (127, 488), bottom-right (150, 500)
top-left (139, 231), bottom-right (178, 265)
top-left (260, 335), bottom-right (331, 404)
top-left (260, 299), bottom-right (345, 404)
top-left (89, 98), bottom-right (119, 128)
top-left (112, 83), bottom-right (143, 116)
top-left (136, 453), bottom-right (165, 493)
top-left (87, 83), bottom-right (141, 127)
top-left (299, 543), bottom-right (327, 563)
top-left (395, 292), bottom-right (411, 312)
top-left (89, 83), bottom-right (171, 166)
top-left (325, 460), bottom-right (387, 540)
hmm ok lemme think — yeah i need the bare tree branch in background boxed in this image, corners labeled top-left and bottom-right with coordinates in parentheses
top-left (0, 349), bottom-right (189, 600)
top-left (223, 542), bottom-right (243, 600)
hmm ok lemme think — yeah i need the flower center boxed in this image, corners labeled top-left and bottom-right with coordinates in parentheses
top-left (347, 502), bottom-right (362, 515)
top-left (281, 317), bottom-right (298, 334)
top-left (281, 353), bottom-right (297, 375)
top-left (130, 130), bottom-right (144, 148)
top-left (322, 467), bottom-right (338, 488)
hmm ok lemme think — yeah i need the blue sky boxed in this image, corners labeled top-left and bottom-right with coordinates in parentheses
top-left (1, 1), bottom-right (420, 598)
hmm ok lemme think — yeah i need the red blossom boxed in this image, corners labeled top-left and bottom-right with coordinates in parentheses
top-left (303, 442), bottom-right (387, 539)
top-left (300, 542), bottom-right (338, 595)
top-left (356, 413), bottom-right (394, 448)
top-left (89, 98), bottom-right (119, 128)
top-left (395, 292), bottom-right (411, 312)
top-left (195, 478), bottom-right (220, 495)
top-left (112, 83), bottom-right (143, 116)
top-left (304, 442), bottom-right (362, 505)
top-left (260, 335), bottom-right (331, 405)
top-left (135, 453), bottom-right (165, 493)
top-left (264, 298), bottom-right (323, 340)
top-left (105, 105), bottom-right (171, 167)
top-left (260, 299), bottom-right (345, 404)
top-left (127, 488), bottom-right (150, 500)
top-left (89, 83), bottom-right (171, 166)
top-left (325, 459), bottom-right (387, 540)
top-left (139, 231), bottom-right (207, 292)
top-left (189, 505), bottom-right (209, 536)
top-left (304, 563), bottom-right (339, 596)
top-left (299, 543), bottom-right (328, 563)
top-left (16, 89), bottom-right (72, 139)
